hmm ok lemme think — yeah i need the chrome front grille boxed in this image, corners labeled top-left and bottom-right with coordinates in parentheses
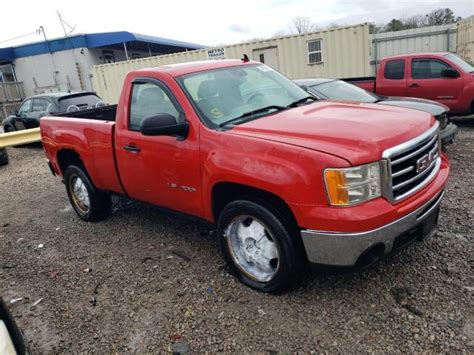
top-left (382, 122), bottom-right (441, 202)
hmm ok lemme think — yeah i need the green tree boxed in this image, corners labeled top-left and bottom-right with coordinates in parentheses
top-left (425, 8), bottom-right (458, 26)
top-left (385, 19), bottom-right (404, 32)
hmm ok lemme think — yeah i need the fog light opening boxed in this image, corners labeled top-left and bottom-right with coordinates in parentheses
top-left (356, 244), bottom-right (385, 268)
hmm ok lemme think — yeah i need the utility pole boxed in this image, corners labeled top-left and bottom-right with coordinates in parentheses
top-left (38, 26), bottom-right (59, 87)
top-left (56, 11), bottom-right (85, 90)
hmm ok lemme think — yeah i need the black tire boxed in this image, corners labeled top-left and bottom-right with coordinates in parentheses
top-left (0, 148), bottom-right (8, 166)
top-left (3, 125), bottom-right (15, 133)
top-left (217, 199), bottom-right (305, 293)
top-left (64, 164), bottom-right (111, 222)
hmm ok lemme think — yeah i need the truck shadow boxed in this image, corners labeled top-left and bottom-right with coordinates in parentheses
top-left (450, 116), bottom-right (474, 127)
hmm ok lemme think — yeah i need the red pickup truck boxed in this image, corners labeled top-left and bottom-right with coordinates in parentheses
top-left (346, 52), bottom-right (474, 115)
top-left (41, 60), bottom-right (449, 292)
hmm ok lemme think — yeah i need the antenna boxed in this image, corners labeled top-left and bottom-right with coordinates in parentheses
top-left (57, 11), bottom-right (76, 37)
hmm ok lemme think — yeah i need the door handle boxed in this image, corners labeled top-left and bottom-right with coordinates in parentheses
top-left (408, 83), bottom-right (420, 88)
top-left (123, 144), bottom-right (141, 152)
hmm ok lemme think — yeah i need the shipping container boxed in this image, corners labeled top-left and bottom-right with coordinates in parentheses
top-left (91, 24), bottom-right (371, 103)
top-left (457, 16), bottom-right (474, 65)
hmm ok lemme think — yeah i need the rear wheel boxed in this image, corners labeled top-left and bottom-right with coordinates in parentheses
top-left (217, 200), bottom-right (304, 292)
top-left (0, 148), bottom-right (8, 166)
top-left (4, 125), bottom-right (14, 133)
top-left (65, 165), bottom-right (111, 221)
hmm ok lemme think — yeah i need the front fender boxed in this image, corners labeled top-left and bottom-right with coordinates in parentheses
top-left (200, 129), bottom-right (350, 221)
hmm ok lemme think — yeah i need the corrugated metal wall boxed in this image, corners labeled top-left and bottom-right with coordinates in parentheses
top-left (91, 24), bottom-right (371, 103)
top-left (457, 16), bottom-right (474, 64)
top-left (370, 24), bottom-right (457, 73)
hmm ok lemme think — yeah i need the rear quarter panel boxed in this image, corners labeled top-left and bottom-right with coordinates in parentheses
top-left (40, 117), bottom-right (124, 194)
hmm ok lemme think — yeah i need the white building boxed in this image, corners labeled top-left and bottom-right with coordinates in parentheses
top-left (0, 31), bottom-right (204, 99)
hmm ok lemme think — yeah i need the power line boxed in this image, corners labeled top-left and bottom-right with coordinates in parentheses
top-left (0, 29), bottom-right (42, 44)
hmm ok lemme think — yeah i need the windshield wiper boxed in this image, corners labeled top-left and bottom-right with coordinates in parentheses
top-left (219, 105), bottom-right (287, 127)
top-left (287, 96), bottom-right (317, 108)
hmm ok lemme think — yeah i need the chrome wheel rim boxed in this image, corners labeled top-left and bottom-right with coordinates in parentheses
top-left (225, 215), bottom-right (280, 282)
top-left (70, 176), bottom-right (90, 214)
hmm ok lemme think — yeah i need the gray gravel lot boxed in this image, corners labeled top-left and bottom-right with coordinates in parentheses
top-left (0, 119), bottom-right (473, 353)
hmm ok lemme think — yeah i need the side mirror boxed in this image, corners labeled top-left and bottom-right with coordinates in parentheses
top-left (441, 68), bottom-right (459, 78)
top-left (298, 84), bottom-right (308, 92)
top-left (140, 113), bottom-right (189, 139)
top-left (11, 110), bottom-right (18, 116)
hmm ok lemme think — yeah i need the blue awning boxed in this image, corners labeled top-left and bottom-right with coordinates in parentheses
top-left (0, 31), bottom-right (205, 61)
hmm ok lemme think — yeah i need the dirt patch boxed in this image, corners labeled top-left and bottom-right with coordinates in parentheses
top-left (1, 121), bottom-right (473, 352)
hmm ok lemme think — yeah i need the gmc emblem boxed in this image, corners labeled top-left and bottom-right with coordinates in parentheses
top-left (416, 147), bottom-right (437, 173)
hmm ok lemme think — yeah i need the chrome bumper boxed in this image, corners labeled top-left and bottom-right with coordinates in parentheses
top-left (301, 191), bottom-right (444, 266)
top-left (440, 123), bottom-right (458, 146)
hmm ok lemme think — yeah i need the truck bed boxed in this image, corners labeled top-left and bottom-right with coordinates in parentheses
top-left (40, 113), bottom-right (124, 195)
top-left (342, 77), bottom-right (376, 92)
top-left (52, 105), bottom-right (117, 121)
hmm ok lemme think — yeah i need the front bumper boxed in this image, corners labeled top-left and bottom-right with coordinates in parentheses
top-left (301, 191), bottom-right (444, 266)
top-left (440, 123), bottom-right (458, 147)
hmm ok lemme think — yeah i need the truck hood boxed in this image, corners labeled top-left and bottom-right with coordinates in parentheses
top-left (230, 101), bottom-right (435, 166)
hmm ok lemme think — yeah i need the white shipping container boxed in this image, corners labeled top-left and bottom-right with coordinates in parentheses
top-left (91, 24), bottom-right (371, 103)
top-left (457, 16), bottom-right (474, 64)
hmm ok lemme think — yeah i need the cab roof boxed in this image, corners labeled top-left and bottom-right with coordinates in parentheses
top-left (383, 52), bottom-right (450, 60)
top-left (135, 59), bottom-right (258, 77)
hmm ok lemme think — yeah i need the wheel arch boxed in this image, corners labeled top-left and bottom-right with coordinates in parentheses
top-left (211, 181), bottom-right (299, 231)
top-left (57, 149), bottom-right (84, 175)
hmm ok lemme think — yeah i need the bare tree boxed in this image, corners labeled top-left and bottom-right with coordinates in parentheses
top-left (290, 16), bottom-right (317, 34)
top-left (403, 15), bottom-right (426, 29)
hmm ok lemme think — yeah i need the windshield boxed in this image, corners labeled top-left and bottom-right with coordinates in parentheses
top-left (443, 53), bottom-right (474, 73)
top-left (58, 94), bottom-right (102, 112)
top-left (178, 64), bottom-right (310, 128)
top-left (309, 80), bottom-right (378, 103)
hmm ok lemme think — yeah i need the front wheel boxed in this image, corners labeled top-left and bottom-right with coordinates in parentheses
top-left (0, 148), bottom-right (8, 166)
top-left (3, 125), bottom-right (15, 133)
top-left (65, 165), bottom-right (111, 222)
top-left (217, 200), bottom-right (304, 292)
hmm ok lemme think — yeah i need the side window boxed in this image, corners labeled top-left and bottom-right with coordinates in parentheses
top-left (32, 98), bottom-right (49, 112)
top-left (129, 82), bottom-right (179, 131)
top-left (307, 39), bottom-right (323, 64)
top-left (411, 59), bottom-right (450, 79)
top-left (18, 99), bottom-right (32, 114)
top-left (384, 60), bottom-right (405, 80)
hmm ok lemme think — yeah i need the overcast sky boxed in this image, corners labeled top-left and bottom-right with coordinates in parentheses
top-left (1, 0), bottom-right (472, 48)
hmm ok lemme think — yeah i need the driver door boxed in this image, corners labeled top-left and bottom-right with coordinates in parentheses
top-left (115, 78), bottom-right (202, 217)
top-left (407, 57), bottom-right (463, 107)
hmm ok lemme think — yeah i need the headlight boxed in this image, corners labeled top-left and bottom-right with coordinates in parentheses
top-left (324, 162), bottom-right (381, 206)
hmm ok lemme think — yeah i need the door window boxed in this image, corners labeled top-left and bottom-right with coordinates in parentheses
top-left (129, 82), bottom-right (179, 131)
top-left (32, 98), bottom-right (49, 112)
top-left (411, 59), bottom-right (451, 79)
top-left (384, 60), bottom-right (405, 80)
top-left (18, 99), bottom-right (32, 114)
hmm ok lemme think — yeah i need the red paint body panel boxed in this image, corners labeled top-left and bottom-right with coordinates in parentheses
top-left (348, 53), bottom-right (474, 115)
top-left (40, 59), bottom-right (449, 234)
top-left (231, 101), bottom-right (435, 166)
top-left (291, 154), bottom-right (449, 231)
top-left (40, 118), bottom-right (124, 194)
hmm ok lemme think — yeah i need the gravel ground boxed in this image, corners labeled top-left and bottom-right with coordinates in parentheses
top-left (0, 119), bottom-right (473, 353)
